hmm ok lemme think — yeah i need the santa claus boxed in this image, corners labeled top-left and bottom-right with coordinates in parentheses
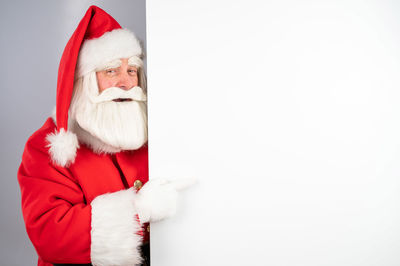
top-left (17, 5), bottom-right (192, 266)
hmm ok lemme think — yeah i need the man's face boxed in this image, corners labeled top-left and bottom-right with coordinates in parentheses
top-left (96, 58), bottom-right (138, 93)
top-left (69, 56), bottom-right (147, 151)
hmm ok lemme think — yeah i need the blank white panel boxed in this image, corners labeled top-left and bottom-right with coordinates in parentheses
top-left (146, 1), bottom-right (400, 265)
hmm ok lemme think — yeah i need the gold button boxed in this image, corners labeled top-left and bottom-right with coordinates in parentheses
top-left (147, 225), bottom-right (150, 232)
top-left (134, 180), bottom-right (143, 189)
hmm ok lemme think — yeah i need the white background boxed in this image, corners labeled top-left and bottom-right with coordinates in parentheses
top-left (147, 1), bottom-right (400, 265)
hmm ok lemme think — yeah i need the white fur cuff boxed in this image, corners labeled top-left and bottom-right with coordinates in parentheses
top-left (91, 188), bottom-right (143, 266)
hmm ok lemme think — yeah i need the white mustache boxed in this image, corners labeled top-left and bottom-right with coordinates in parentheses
top-left (90, 86), bottom-right (147, 103)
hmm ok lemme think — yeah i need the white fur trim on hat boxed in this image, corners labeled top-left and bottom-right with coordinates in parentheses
top-left (46, 128), bottom-right (79, 167)
top-left (77, 28), bottom-right (142, 77)
top-left (91, 188), bottom-right (143, 266)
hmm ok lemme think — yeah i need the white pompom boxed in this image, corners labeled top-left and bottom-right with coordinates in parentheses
top-left (46, 128), bottom-right (79, 167)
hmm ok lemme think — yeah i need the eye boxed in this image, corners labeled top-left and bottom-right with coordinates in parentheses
top-left (106, 69), bottom-right (116, 74)
top-left (128, 68), bottom-right (138, 75)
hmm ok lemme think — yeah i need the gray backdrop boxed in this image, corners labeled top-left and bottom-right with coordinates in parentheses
top-left (0, 1), bottom-right (146, 264)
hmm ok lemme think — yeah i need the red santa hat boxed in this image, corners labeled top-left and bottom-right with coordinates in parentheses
top-left (46, 5), bottom-right (142, 167)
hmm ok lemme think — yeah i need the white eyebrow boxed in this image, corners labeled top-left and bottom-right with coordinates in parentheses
top-left (128, 56), bottom-right (142, 67)
top-left (96, 59), bottom-right (122, 71)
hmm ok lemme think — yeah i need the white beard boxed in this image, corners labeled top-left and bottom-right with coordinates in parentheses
top-left (69, 71), bottom-right (148, 153)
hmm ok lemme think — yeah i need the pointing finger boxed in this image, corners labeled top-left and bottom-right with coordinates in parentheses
top-left (167, 177), bottom-right (198, 191)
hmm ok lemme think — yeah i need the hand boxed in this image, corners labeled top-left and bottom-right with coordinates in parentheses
top-left (134, 178), bottom-right (196, 223)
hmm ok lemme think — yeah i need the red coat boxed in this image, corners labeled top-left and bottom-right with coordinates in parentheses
top-left (18, 117), bottom-right (149, 265)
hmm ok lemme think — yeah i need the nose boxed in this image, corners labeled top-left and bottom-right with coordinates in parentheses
top-left (116, 72), bottom-right (133, 91)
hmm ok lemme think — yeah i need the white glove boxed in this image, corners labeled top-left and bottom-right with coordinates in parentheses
top-left (134, 178), bottom-right (196, 223)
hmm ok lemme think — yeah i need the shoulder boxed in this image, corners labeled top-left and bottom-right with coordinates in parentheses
top-left (24, 117), bottom-right (57, 158)
top-left (20, 118), bottom-right (63, 174)
top-left (19, 117), bottom-right (76, 183)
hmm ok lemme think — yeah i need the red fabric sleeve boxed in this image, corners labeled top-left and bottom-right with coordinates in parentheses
top-left (18, 130), bottom-right (91, 264)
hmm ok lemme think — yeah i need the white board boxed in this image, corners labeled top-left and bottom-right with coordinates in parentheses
top-left (146, 1), bottom-right (400, 265)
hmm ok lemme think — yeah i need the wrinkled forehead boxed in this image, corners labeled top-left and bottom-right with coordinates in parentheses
top-left (96, 56), bottom-right (142, 71)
